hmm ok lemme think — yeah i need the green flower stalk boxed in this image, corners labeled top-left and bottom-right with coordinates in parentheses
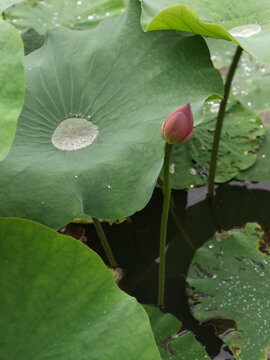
top-left (208, 45), bottom-right (243, 199)
top-left (158, 103), bottom-right (194, 308)
top-left (92, 218), bottom-right (118, 268)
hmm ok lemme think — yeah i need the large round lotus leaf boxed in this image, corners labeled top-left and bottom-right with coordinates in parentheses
top-left (144, 305), bottom-right (210, 359)
top-left (140, 0), bottom-right (270, 63)
top-left (5, 0), bottom-right (125, 34)
top-left (0, 19), bottom-right (24, 161)
top-left (0, 0), bottom-right (223, 228)
top-left (162, 103), bottom-right (265, 189)
top-left (205, 38), bottom-right (270, 115)
top-left (236, 125), bottom-right (270, 182)
top-left (187, 223), bottom-right (270, 360)
top-left (0, 217), bottom-right (161, 360)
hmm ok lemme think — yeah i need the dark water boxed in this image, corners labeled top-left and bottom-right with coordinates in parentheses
top-left (65, 180), bottom-right (270, 359)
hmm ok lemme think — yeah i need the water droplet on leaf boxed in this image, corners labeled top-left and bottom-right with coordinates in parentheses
top-left (51, 117), bottom-right (99, 151)
top-left (229, 24), bottom-right (262, 38)
top-left (169, 163), bottom-right (175, 174)
top-left (189, 168), bottom-right (197, 175)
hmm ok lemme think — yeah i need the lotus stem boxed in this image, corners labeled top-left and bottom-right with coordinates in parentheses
top-left (92, 218), bottom-right (118, 268)
top-left (208, 45), bottom-right (243, 198)
top-left (158, 142), bottom-right (173, 308)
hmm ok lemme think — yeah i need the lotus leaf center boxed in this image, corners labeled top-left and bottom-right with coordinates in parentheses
top-left (51, 117), bottom-right (99, 151)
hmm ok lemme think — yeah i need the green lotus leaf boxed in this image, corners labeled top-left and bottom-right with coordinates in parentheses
top-left (5, 0), bottom-right (125, 34)
top-left (236, 125), bottom-right (270, 181)
top-left (0, 0), bottom-right (22, 12)
top-left (140, 0), bottom-right (270, 63)
top-left (187, 223), bottom-right (270, 359)
top-left (206, 38), bottom-right (270, 115)
top-left (0, 19), bottom-right (24, 161)
top-left (162, 103), bottom-right (265, 189)
top-left (0, 0), bottom-right (223, 228)
top-left (0, 217), bottom-right (161, 360)
top-left (144, 305), bottom-right (210, 359)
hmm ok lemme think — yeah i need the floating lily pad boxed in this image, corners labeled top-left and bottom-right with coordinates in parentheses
top-left (140, 0), bottom-right (270, 63)
top-left (205, 38), bottom-right (238, 69)
top-left (0, 0), bottom-right (223, 228)
top-left (0, 217), bottom-right (161, 360)
top-left (236, 125), bottom-right (270, 182)
top-left (164, 103), bottom-right (265, 189)
top-left (205, 38), bottom-right (270, 115)
top-left (0, 19), bottom-right (24, 161)
top-left (5, 0), bottom-right (125, 34)
top-left (144, 305), bottom-right (210, 359)
top-left (187, 223), bottom-right (270, 359)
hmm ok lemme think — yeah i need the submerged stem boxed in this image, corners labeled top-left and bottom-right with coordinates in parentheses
top-left (158, 176), bottom-right (196, 252)
top-left (92, 218), bottom-right (118, 268)
top-left (169, 207), bottom-right (196, 252)
top-left (158, 142), bottom-right (173, 308)
top-left (208, 45), bottom-right (243, 198)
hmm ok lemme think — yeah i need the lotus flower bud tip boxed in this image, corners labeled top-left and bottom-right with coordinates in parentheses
top-left (161, 103), bottom-right (194, 145)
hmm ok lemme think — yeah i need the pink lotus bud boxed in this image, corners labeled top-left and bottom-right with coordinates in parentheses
top-left (161, 103), bottom-right (194, 145)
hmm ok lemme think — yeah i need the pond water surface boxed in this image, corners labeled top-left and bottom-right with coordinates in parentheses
top-left (61, 180), bottom-right (270, 359)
